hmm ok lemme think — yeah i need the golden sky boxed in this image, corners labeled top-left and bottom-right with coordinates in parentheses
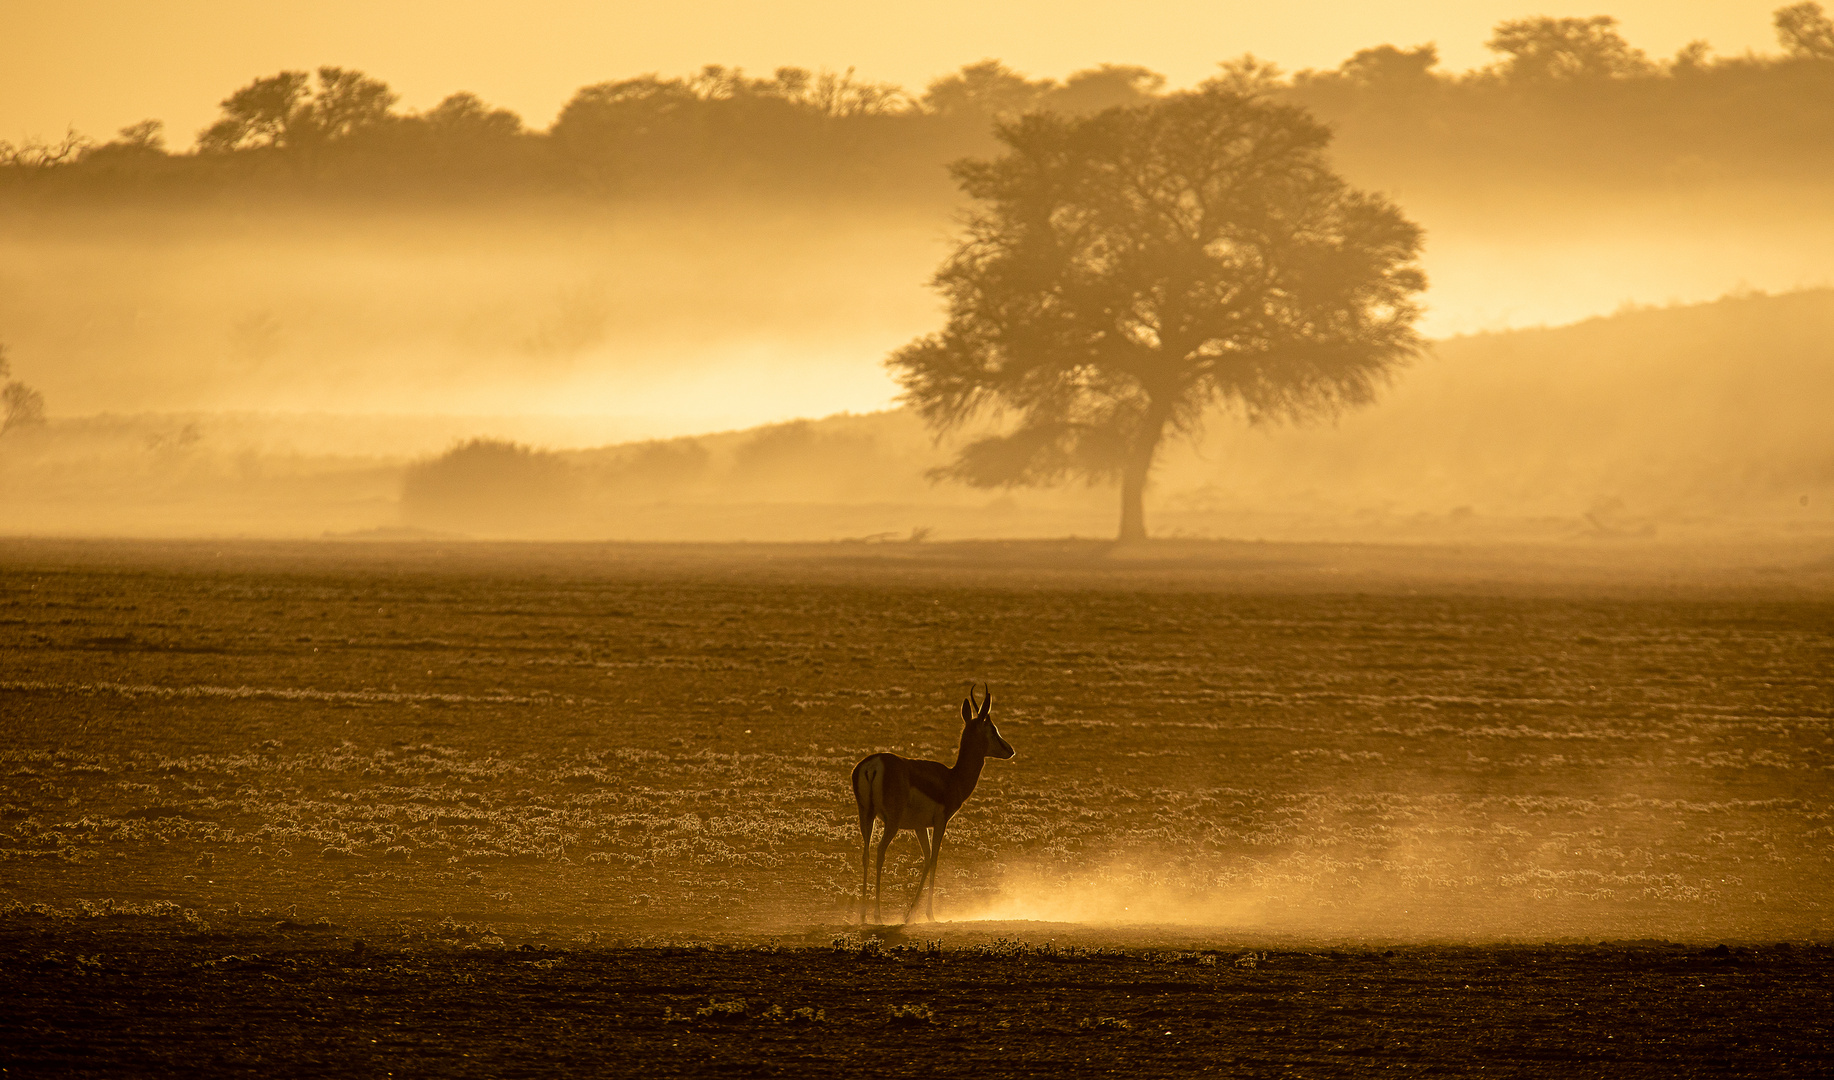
top-left (2, 1), bottom-right (1785, 146)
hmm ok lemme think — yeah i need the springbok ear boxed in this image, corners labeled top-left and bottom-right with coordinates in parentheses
top-left (978, 684), bottom-right (992, 719)
top-left (961, 697), bottom-right (973, 724)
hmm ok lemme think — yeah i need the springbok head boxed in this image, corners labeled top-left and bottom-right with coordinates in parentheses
top-left (961, 683), bottom-right (1016, 760)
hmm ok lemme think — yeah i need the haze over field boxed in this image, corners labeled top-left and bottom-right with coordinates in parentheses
top-left (1, 3), bottom-right (1831, 545)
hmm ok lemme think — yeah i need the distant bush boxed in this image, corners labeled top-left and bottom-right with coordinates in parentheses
top-left (595, 438), bottom-right (711, 501)
top-left (727, 420), bottom-right (882, 497)
top-left (401, 437), bottom-right (580, 534)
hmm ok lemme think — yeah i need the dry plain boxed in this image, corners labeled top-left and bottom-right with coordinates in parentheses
top-left (1, 536), bottom-right (1831, 1076)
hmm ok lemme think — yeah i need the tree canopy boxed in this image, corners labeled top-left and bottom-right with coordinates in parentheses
top-left (888, 86), bottom-right (1426, 542)
top-left (1777, 1), bottom-right (1834, 58)
top-left (1485, 16), bottom-right (1654, 82)
top-left (0, 345), bottom-right (47, 434)
top-left (196, 67), bottom-right (400, 153)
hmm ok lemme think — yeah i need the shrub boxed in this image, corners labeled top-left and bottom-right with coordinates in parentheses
top-left (695, 998), bottom-right (749, 1023)
top-left (1081, 1015), bottom-right (1132, 1031)
top-left (887, 1003), bottom-right (935, 1025)
top-left (400, 438), bottom-right (579, 534)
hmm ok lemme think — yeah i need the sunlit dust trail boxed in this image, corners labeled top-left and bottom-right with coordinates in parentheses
top-left (948, 869), bottom-right (1270, 928)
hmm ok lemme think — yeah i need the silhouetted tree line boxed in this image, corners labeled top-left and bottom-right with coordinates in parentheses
top-left (1287, 8), bottom-right (1834, 191)
top-left (4, 7), bottom-right (1832, 204)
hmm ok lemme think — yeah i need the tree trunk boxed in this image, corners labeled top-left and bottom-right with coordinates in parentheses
top-left (1115, 402), bottom-right (1171, 544)
top-left (1118, 462), bottom-right (1149, 543)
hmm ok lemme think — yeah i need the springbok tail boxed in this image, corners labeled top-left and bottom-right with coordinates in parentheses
top-left (851, 755), bottom-right (882, 839)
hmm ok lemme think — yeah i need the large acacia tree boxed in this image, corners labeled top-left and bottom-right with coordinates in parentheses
top-left (889, 84), bottom-right (1427, 542)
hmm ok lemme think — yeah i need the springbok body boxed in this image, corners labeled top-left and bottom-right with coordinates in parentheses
top-left (851, 685), bottom-right (1015, 924)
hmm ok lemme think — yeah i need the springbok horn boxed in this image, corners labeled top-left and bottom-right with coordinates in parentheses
top-left (979, 683), bottom-right (991, 718)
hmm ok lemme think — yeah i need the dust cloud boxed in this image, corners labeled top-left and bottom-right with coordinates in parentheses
top-left (951, 827), bottom-right (1814, 943)
top-left (938, 771), bottom-right (1832, 942)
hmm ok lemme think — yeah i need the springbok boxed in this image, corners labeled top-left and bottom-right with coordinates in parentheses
top-left (851, 684), bottom-right (1015, 924)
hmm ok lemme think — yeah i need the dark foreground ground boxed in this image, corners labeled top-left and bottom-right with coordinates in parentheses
top-left (4, 921), bottom-right (1830, 1079)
